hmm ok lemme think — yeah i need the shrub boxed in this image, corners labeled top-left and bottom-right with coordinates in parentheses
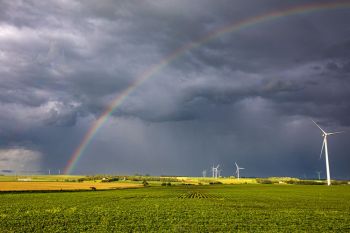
top-left (286, 180), bottom-right (324, 185)
top-left (256, 178), bottom-right (273, 184)
top-left (209, 181), bottom-right (222, 185)
top-left (142, 180), bottom-right (149, 187)
top-left (106, 177), bottom-right (119, 182)
top-left (132, 177), bottom-right (142, 181)
top-left (331, 180), bottom-right (349, 185)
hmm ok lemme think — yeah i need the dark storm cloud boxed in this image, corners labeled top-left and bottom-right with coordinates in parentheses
top-left (0, 0), bottom-right (349, 177)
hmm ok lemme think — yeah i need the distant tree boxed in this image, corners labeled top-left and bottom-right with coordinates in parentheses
top-left (142, 180), bottom-right (149, 187)
top-left (108, 177), bottom-right (119, 182)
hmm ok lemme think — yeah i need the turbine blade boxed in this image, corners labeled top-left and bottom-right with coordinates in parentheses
top-left (328, 131), bottom-right (344, 135)
top-left (319, 138), bottom-right (325, 160)
top-left (312, 119), bottom-right (326, 134)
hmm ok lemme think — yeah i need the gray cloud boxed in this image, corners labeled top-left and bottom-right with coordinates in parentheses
top-left (0, 147), bottom-right (42, 173)
top-left (0, 0), bottom-right (349, 178)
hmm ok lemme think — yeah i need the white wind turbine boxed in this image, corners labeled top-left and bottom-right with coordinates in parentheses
top-left (211, 164), bottom-right (220, 178)
top-left (312, 120), bottom-right (343, 186)
top-left (202, 170), bottom-right (207, 177)
top-left (235, 162), bottom-right (244, 179)
top-left (214, 165), bottom-right (220, 178)
top-left (217, 168), bottom-right (222, 178)
top-left (316, 171), bottom-right (321, 180)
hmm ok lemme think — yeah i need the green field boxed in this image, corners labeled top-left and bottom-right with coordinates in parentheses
top-left (0, 175), bottom-right (86, 182)
top-left (0, 185), bottom-right (349, 232)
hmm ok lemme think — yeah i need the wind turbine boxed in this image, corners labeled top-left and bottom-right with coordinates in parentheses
top-left (312, 120), bottom-right (343, 186)
top-left (235, 162), bottom-right (244, 179)
top-left (202, 170), bottom-right (207, 177)
top-left (214, 165), bottom-right (220, 178)
top-left (217, 168), bottom-right (222, 178)
top-left (316, 171), bottom-right (321, 180)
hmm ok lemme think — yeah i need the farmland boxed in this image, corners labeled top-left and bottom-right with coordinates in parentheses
top-left (0, 182), bottom-right (142, 191)
top-left (0, 184), bottom-right (349, 232)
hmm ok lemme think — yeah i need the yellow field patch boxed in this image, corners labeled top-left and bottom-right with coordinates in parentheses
top-left (0, 182), bottom-right (142, 191)
top-left (176, 177), bottom-right (257, 184)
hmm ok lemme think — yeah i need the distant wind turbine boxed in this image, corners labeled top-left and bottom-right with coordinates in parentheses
top-left (212, 165), bottom-right (220, 179)
top-left (312, 120), bottom-right (344, 186)
top-left (215, 165), bottom-right (220, 179)
top-left (217, 169), bottom-right (222, 178)
top-left (316, 171), bottom-right (321, 180)
top-left (235, 162), bottom-right (244, 179)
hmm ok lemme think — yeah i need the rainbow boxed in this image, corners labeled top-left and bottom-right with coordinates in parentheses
top-left (64, 1), bottom-right (350, 174)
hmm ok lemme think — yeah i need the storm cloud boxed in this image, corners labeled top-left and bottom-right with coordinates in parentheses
top-left (0, 0), bottom-right (349, 178)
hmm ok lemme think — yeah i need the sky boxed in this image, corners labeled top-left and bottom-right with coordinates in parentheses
top-left (0, 0), bottom-right (349, 178)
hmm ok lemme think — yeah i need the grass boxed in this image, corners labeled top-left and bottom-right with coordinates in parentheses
top-left (0, 184), bottom-right (349, 232)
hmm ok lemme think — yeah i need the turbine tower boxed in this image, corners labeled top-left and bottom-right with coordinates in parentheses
top-left (235, 162), bottom-right (244, 179)
top-left (312, 120), bottom-right (343, 186)
top-left (215, 165), bottom-right (220, 178)
top-left (316, 171), bottom-right (321, 180)
top-left (202, 170), bottom-right (207, 177)
top-left (212, 165), bottom-right (220, 178)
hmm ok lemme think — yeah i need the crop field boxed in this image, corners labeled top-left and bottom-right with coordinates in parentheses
top-left (0, 182), bottom-right (142, 191)
top-left (0, 185), bottom-right (349, 232)
top-left (0, 175), bottom-right (86, 182)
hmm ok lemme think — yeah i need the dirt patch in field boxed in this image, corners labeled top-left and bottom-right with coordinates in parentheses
top-left (0, 182), bottom-right (142, 191)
